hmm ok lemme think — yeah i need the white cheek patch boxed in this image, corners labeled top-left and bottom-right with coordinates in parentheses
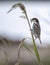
top-left (33, 20), bottom-right (37, 24)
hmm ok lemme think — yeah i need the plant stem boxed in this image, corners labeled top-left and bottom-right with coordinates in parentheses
top-left (18, 42), bottom-right (23, 65)
top-left (0, 36), bottom-right (8, 47)
top-left (25, 11), bottom-right (41, 64)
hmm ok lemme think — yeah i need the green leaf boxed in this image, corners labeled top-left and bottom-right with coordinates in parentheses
top-left (32, 36), bottom-right (41, 65)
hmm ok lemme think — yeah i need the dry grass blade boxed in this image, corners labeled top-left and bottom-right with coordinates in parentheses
top-left (20, 15), bottom-right (26, 19)
top-left (23, 43), bottom-right (33, 55)
top-left (17, 38), bottom-right (33, 65)
top-left (18, 42), bottom-right (22, 62)
top-left (4, 51), bottom-right (8, 65)
top-left (17, 39), bottom-right (24, 65)
top-left (7, 3), bottom-right (26, 14)
top-left (0, 36), bottom-right (8, 47)
top-left (16, 3), bottom-right (25, 12)
top-left (21, 37), bottom-right (33, 55)
top-left (7, 8), bottom-right (13, 13)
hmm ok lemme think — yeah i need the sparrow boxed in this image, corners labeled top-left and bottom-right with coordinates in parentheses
top-left (30, 18), bottom-right (42, 44)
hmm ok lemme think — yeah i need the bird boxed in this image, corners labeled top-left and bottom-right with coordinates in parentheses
top-left (30, 18), bottom-right (42, 44)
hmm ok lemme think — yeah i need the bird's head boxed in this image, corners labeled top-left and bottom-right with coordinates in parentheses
top-left (30, 18), bottom-right (39, 24)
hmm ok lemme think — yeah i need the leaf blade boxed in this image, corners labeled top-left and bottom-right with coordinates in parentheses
top-left (23, 43), bottom-right (33, 55)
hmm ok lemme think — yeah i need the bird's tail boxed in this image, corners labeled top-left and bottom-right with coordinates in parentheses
top-left (39, 38), bottom-right (42, 44)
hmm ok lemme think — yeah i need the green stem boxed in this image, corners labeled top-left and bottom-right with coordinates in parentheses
top-left (25, 11), bottom-right (41, 64)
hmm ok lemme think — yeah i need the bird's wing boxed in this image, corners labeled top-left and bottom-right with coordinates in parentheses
top-left (33, 23), bottom-right (41, 36)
